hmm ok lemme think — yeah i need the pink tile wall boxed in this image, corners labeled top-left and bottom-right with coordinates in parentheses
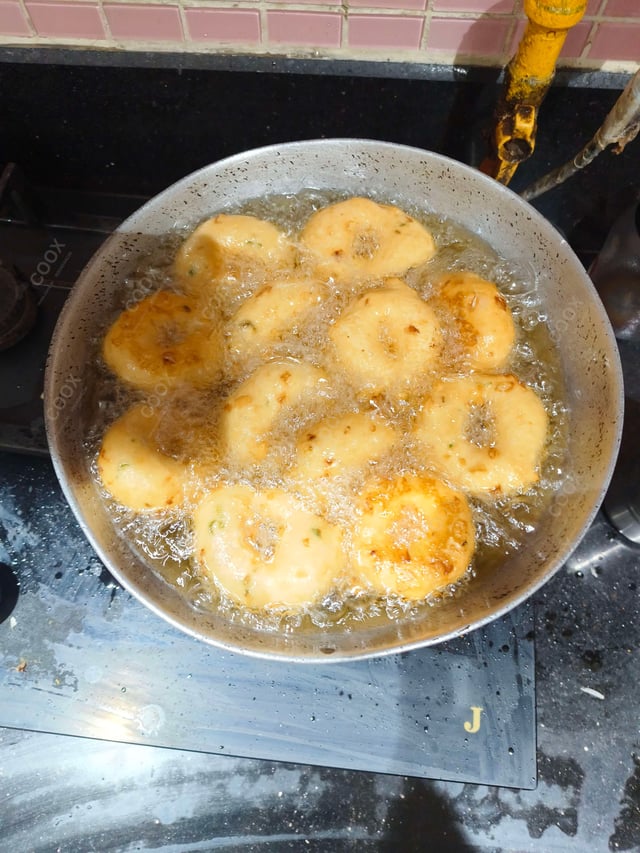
top-left (267, 11), bottom-right (342, 47)
top-left (590, 22), bottom-right (640, 60)
top-left (0, 0), bottom-right (639, 67)
top-left (104, 3), bottom-right (183, 42)
top-left (427, 16), bottom-right (511, 56)
top-left (349, 15), bottom-right (423, 49)
top-left (559, 20), bottom-right (592, 58)
top-left (0, 1), bottom-right (31, 35)
top-left (432, 0), bottom-right (515, 11)
top-left (185, 8), bottom-right (260, 44)
top-left (604, 0), bottom-right (639, 15)
top-left (349, 0), bottom-right (426, 10)
top-left (27, 0), bottom-right (105, 38)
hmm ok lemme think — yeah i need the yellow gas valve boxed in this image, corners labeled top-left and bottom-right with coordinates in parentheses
top-left (482, 0), bottom-right (587, 185)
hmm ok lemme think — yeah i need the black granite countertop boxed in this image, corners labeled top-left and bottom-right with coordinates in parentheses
top-left (1, 54), bottom-right (640, 851)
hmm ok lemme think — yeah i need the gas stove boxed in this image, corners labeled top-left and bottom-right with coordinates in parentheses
top-left (0, 158), bottom-right (636, 795)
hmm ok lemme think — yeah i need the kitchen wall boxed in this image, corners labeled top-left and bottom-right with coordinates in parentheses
top-left (0, 0), bottom-right (638, 71)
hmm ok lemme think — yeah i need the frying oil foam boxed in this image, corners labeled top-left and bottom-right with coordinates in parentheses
top-left (86, 189), bottom-right (568, 632)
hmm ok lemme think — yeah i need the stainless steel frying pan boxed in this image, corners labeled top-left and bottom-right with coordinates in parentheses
top-left (44, 140), bottom-right (624, 661)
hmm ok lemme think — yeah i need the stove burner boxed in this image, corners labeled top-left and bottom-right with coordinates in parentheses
top-left (0, 563), bottom-right (19, 624)
top-left (0, 264), bottom-right (36, 351)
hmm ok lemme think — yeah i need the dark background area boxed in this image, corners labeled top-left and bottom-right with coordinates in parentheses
top-left (0, 59), bottom-right (638, 257)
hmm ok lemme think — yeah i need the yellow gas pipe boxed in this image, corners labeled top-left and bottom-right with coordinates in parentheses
top-left (481, 0), bottom-right (587, 185)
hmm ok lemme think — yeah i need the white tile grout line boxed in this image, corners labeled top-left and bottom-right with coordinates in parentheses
top-left (17, 0), bottom-right (35, 36)
top-left (259, 0), bottom-right (268, 46)
top-left (580, 18), bottom-right (597, 62)
top-left (418, 0), bottom-right (430, 55)
top-left (176, 0), bottom-right (190, 42)
top-left (97, 0), bottom-right (112, 41)
top-left (341, 0), bottom-right (347, 51)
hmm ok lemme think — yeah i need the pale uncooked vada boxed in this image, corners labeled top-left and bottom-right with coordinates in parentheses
top-left (192, 483), bottom-right (344, 610)
top-left (226, 277), bottom-right (326, 359)
top-left (292, 411), bottom-right (396, 481)
top-left (433, 271), bottom-right (515, 370)
top-left (352, 474), bottom-right (475, 601)
top-left (102, 290), bottom-right (222, 391)
top-left (300, 197), bottom-right (436, 281)
top-left (220, 360), bottom-right (330, 466)
top-left (414, 374), bottom-right (548, 497)
top-left (329, 278), bottom-right (442, 397)
top-left (97, 403), bottom-right (190, 512)
top-left (174, 214), bottom-right (296, 290)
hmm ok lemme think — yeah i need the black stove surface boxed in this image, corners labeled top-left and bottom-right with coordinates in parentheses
top-left (0, 164), bottom-right (146, 454)
top-left (0, 449), bottom-right (535, 789)
top-left (0, 161), bottom-right (537, 790)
